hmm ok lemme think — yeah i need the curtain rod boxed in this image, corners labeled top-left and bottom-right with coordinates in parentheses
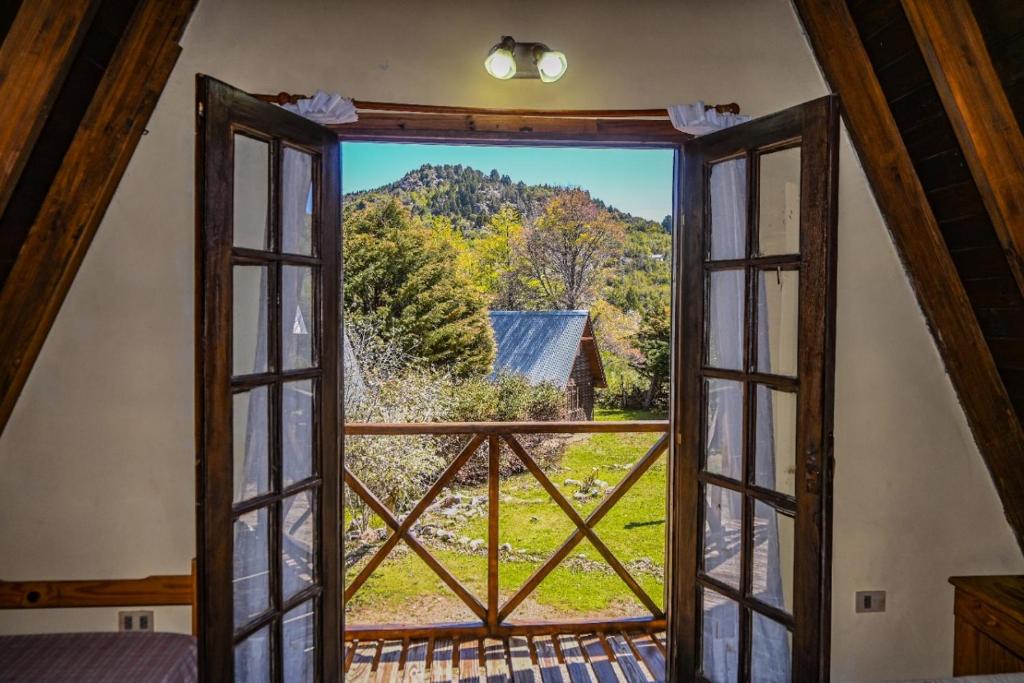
top-left (252, 92), bottom-right (740, 118)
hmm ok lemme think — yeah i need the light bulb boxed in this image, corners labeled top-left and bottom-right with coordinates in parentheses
top-left (537, 50), bottom-right (567, 82)
top-left (485, 48), bottom-right (516, 80)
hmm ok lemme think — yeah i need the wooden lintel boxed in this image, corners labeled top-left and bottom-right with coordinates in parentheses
top-left (901, 0), bottom-right (1024, 300)
top-left (793, 0), bottom-right (1024, 552)
top-left (250, 94), bottom-right (741, 118)
top-left (332, 113), bottom-right (691, 146)
top-left (0, 0), bottom-right (198, 435)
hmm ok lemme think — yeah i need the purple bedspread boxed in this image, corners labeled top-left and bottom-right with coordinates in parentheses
top-left (0, 632), bottom-right (197, 682)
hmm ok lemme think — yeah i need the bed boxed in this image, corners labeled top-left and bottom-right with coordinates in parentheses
top-left (0, 632), bottom-right (196, 682)
top-left (0, 567), bottom-right (198, 682)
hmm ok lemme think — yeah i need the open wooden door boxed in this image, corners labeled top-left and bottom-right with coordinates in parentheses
top-left (668, 95), bottom-right (839, 682)
top-left (196, 75), bottom-right (342, 682)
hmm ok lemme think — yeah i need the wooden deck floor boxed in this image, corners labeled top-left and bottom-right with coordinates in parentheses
top-left (343, 631), bottom-right (666, 682)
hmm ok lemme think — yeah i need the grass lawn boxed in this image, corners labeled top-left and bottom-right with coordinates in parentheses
top-left (344, 408), bottom-right (668, 623)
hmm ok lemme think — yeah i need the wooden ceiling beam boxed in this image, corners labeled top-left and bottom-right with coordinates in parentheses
top-left (0, 0), bottom-right (99, 218)
top-left (794, 0), bottom-right (1024, 552)
top-left (901, 0), bottom-right (1024, 301)
top-left (0, 0), bottom-right (197, 435)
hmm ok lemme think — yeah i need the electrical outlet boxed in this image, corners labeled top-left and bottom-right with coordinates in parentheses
top-left (855, 590), bottom-right (886, 613)
top-left (118, 610), bottom-right (154, 631)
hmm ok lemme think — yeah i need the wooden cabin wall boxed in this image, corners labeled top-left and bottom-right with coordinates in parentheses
top-left (569, 353), bottom-right (595, 420)
top-left (0, 0), bottom-right (1020, 677)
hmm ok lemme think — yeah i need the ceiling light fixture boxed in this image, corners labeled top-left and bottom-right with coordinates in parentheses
top-left (484, 37), bottom-right (517, 80)
top-left (484, 36), bottom-right (568, 82)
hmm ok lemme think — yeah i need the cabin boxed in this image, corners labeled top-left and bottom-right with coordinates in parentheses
top-left (2, 1), bottom-right (1024, 682)
top-left (489, 311), bottom-right (606, 420)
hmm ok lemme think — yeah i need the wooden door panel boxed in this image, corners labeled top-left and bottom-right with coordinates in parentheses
top-left (669, 96), bottom-right (839, 682)
top-left (197, 75), bottom-right (341, 682)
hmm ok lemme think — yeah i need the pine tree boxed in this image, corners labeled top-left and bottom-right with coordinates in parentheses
top-left (637, 304), bottom-right (671, 409)
top-left (344, 197), bottom-right (495, 376)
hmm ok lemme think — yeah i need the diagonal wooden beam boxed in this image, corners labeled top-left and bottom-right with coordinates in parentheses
top-left (0, 0), bottom-right (99, 219)
top-left (343, 468), bottom-right (487, 620)
top-left (901, 0), bottom-right (1024, 299)
top-left (343, 434), bottom-right (484, 600)
top-left (503, 434), bottom-right (662, 617)
top-left (0, 0), bottom-right (197, 435)
top-left (793, 0), bottom-right (1024, 552)
top-left (499, 434), bottom-right (668, 620)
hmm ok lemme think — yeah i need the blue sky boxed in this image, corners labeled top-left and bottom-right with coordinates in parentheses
top-left (341, 142), bottom-right (674, 222)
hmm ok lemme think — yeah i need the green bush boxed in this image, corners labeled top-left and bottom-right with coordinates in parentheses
top-left (449, 375), bottom-right (500, 422)
top-left (493, 374), bottom-right (532, 421)
top-left (450, 373), bottom-right (566, 423)
top-left (446, 373), bottom-right (568, 483)
top-left (524, 382), bottom-right (565, 421)
top-left (344, 368), bottom-right (453, 531)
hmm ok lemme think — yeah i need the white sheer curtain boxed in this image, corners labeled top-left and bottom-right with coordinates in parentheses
top-left (281, 90), bottom-right (358, 125)
top-left (672, 103), bottom-right (791, 682)
top-left (234, 148), bottom-right (317, 681)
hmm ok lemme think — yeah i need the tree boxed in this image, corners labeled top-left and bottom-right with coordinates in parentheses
top-left (344, 197), bottom-right (495, 376)
top-left (468, 206), bottom-right (526, 309)
top-left (637, 304), bottom-right (671, 409)
top-left (518, 190), bottom-right (626, 310)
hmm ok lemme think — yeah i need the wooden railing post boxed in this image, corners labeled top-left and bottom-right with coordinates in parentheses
top-left (487, 434), bottom-right (500, 634)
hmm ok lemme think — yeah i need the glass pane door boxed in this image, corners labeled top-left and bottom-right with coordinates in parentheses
top-left (198, 76), bottom-right (341, 682)
top-left (670, 96), bottom-right (839, 683)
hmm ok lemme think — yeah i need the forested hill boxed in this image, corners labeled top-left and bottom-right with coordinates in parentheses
top-left (343, 162), bottom-right (674, 407)
top-left (344, 163), bottom-right (670, 235)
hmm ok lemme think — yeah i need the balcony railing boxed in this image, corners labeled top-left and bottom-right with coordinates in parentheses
top-left (342, 420), bottom-right (670, 643)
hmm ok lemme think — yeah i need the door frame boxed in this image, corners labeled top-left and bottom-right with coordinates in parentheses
top-left (328, 100), bottom-right (837, 680)
top-left (200, 92), bottom-right (838, 680)
top-left (323, 107), bottom-right (691, 667)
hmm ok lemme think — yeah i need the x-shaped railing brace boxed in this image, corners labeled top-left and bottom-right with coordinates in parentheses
top-left (498, 434), bottom-right (668, 620)
top-left (343, 431), bottom-right (670, 625)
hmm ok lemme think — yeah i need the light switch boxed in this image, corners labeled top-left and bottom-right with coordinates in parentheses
top-left (855, 590), bottom-right (886, 613)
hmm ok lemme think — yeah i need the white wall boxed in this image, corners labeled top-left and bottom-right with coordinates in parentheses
top-left (0, 0), bottom-right (1020, 678)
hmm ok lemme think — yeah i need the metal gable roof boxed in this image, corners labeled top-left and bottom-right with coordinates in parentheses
top-left (488, 311), bottom-right (590, 389)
